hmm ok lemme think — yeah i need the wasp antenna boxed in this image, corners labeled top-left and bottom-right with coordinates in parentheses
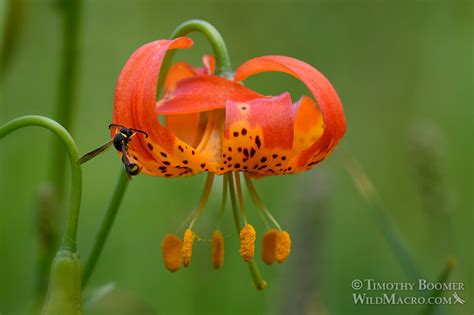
top-left (109, 123), bottom-right (127, 130)
top-left (130, 128), bottom-right (149, 138)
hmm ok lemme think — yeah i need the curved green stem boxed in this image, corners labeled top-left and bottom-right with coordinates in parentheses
top-left (226, 173), bottom-right (267, 290)
top-left (83, 169), bottom-right (129, 287)
top-left (0, 115), bottom-right (82, 252)
top-left (158, 19), bottom-right (233, 96)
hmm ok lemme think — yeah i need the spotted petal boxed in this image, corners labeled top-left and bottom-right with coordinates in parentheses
top-left (235, 56), bottom-right (346, 173)
top-left (112, 37), bottom-right (213, 177)
top-left (217, 93), bottom-right (295, 176)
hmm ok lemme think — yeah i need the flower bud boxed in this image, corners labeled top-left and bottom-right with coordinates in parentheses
top-left (212, 230), bottom-right (224, 269)
top-left (162, 234), bottom-right (182, 272)
top-left (239, 224), bottom-right (256, 262)
top-left (41, 250), bottom-right (83, 315)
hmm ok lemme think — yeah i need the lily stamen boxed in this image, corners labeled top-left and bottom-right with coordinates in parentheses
top-left (234, 172), bottom-right (248, 225)
top-left (244, 173), bottom-right (282, 231)
top-left (188, 173), bottom-right (215, 229)
top-left (182, 229), bottom-right (196, 267)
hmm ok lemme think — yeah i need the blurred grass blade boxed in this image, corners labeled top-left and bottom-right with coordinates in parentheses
top-left (344, 156), bottom-right (424, 282)
top-left (1, 0), bottom-right (25, 78)
top-left (420, 259), bottom-right (456, 315)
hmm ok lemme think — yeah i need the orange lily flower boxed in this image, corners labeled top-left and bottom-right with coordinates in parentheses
top-left (111, 37), bottom-right (346, 178)
top-left (108, 34), bottom-right (346, 287)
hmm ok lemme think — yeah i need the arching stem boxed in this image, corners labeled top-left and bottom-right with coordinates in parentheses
top-left (0, 115), bottom-right (82, 252)
top-left (158, 19), bottom-right (233, 96)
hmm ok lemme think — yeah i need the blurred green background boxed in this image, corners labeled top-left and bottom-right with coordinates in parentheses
top-left (1, 0), bottom-right (473, 314)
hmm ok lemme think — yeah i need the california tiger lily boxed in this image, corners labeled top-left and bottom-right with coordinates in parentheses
top-left (106, 29), bottom-right (345, 289)
top-left (111, 37), bottom-right (345, 178)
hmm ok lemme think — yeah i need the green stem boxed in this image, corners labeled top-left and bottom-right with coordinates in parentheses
top-left (50, 0), bottom-right (82, 195)
top-left (226, 173), bottom-right (267, 290)
top-left (0, 115), bottom-right (82, 252)
top-left (82, 169), bottom-right (129, 287)
top-left (158, 19), bottom-right (232, 96)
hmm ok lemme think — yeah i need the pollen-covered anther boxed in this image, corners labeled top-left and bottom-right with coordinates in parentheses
top-left (239, 224), bottom-right (256, 262)
top-left (161, 234), bottom-right (182, 272)
top-left (275, 231), bottom-right (291, 263)
top-left (182, 228), bottom-right (196, 267)
top-left (212, 230), bottom-right (224, 269)
top-left (261, 229), bottom-right (279, 265)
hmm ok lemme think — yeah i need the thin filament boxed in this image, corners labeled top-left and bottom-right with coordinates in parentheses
top-left (216, 175), bottom-right (228, 228)
top-left (189, 173), bottom-right (215, 229)
top-left (243, 173), bottom-right (282, 231)
top-left (234, 172), bottom-right (248, 225)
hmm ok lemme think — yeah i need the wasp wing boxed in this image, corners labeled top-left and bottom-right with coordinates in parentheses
top-left (77, 141), bottom-right (113, 165)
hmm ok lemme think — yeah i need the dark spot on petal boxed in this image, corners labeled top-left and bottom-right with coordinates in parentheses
top-left (281, 156), bottom-right (287, 161)
top-left (276, 163), bottom-right (281, 167)
top-left (192, 150), bottom-right (195, 155)
top-left (233, 131), bottom-right (239, 137)
top-left (234, 163), bottom-right (241, 168)
top-left (250, 148), bottom-right (256, 157)
top-left (160, 152), bottom-right (167, 158)
top-left (182, 160), bottom-right (188, 164)
top-left (178, 145), bottom-right (184, 152)
top-left (228, 147), bottom-right (232, 152)
top-left (227, 157), bottom-right (232, 161)
top-left (272, 154), bottom-right (278, 159)
top-left (243, 148), bottom-right (249, 158)
top-left (241, 128), bottom-right (247, 136)
top-left (238, 147), bottom-right (242, 152)
top-left (255, 136), bottom-right (261, 149)
top-left (200, 163), bottom-right (206, 169)
top-left (260, 157), bottom-right (267, 163)
top-left (163, 161), bottom-right (171, 166)
top-left (159, 166), bottom-right (167, 171)
top-left (147, 143), bottom-right (154, 150)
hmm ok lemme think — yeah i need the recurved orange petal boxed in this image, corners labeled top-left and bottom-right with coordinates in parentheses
top-left (235, 56), bottom-right (346, 173)
top-left (112, 37), bottom-right (214, 177)
top-left (156, 75), bottom-right (263, 116)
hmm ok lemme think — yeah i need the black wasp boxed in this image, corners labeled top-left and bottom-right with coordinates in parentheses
top-left (78, 124), bottom-right (149, 178)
